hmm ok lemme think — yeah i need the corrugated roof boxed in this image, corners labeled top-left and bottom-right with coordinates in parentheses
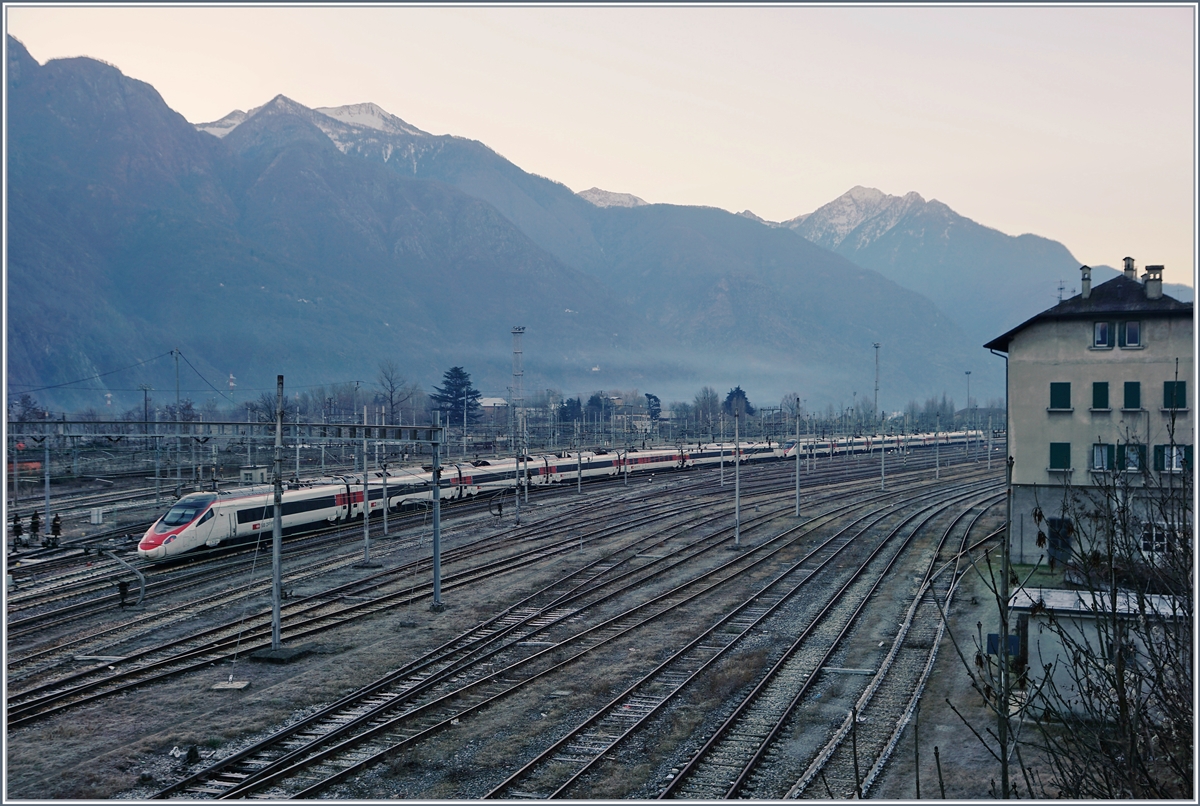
top-left (984, 274), bottom-right (1192, 352)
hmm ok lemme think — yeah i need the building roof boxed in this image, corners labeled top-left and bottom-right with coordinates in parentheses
top-left (1011, 587), bottom-right (1185, 619)
top-left (984, 274), bottom-right (1192, 352)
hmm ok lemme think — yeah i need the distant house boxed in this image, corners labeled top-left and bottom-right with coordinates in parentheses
top-left (477, 398), bottom-right (509, 425)
top-left (984, 259), bottom-right (1193, 564)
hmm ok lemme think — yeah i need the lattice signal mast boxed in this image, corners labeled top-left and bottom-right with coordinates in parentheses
top-left (512, 327), bottom-right (525, 438)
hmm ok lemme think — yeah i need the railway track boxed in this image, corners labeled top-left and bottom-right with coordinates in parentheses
top-left (787, 507), bottom-right (1004, 798)
top-left (144, 468), bottom-right (998, 798)
top-left (490, 484), bottom-right (1003, 799)
top-left (7, 442), bottom-right (982, 631)
top-left (6, 450), bottom-right (999, 795)
top-left (8, 460), bottom-right (823, 723)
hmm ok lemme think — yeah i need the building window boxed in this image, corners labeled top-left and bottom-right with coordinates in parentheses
top-left (1117, 443), bottom-right (1147, 472)
top-left (1163, 381), bottom-right (1187, 410)
top-left (1047, 517), bottom-right (1073, 564)
top-left (1154, 444), bottom-right (1192, 473)
top-left (1049, 382), bottom-right (1071, 410)
top-left (1093, 322), bottom-right (1113, 348)
top-left (1142, 523), bottom-right (1176, 554)
top-left (1049, 442), bottom-right (1071, 470)
top-left (1120, 321), bottom-right (1141, 347)
top-left (1124, 381), bottom-right (1141, 410)
top-left (1092, 382), bottom-right (1109, 410)
top-left (1091, 444), bottom-right (1114, 471)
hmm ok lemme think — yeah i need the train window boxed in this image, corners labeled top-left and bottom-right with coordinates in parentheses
top-left (198, 509), bottom-right (215, 525)
top-left (162, 503), bottom-right (204, 525)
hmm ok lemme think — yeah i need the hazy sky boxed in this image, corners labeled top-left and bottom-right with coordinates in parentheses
top-left (6, 4), bottom-right (1196, 286)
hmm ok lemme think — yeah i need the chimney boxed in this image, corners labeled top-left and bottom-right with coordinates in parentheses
top-left (1143, 265), bottom-right (1164, 300)
top-left (1123, 256), bottom-right (1137, 280)
top-left (1080, 265), bottom-right (1092, 299)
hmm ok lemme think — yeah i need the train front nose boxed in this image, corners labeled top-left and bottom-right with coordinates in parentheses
top-left (138, 529), bottom-right (166, 560)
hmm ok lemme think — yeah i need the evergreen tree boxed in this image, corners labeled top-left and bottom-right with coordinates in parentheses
top-left (430, 367), bottom-right (482, 425)
top-left (645, 393), bottom-right (662, 422)
top-left (559, 397), bottom-right (583, 422)
top-left (723, 386), bottom-right (755, 417)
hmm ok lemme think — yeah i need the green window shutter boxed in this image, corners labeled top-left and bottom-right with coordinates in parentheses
top-left (1106, 444), bottom-right (1115, 470)
top-left (1124, 382), bottom-right (1141, 410)
top-left (1137, 445), bottom-right (1148, 471)
top-left (1050, 383), bottom-right (1071, 409)
top-left (1092, 382), bottom-right (1109, 409)
top-left (1164, 381), bottom-right (1187, 409)
top-left (1118, 322), bottom-right (1126, 348)
top-left (1117, 443), bottom-right (1125, 469)
top-left (1154, 445), bottom-right (1166, 471)
top-left (1187, 445), bottom-right (1193, 470)
top-left (1049, 442), bottom-right (1071, 469)
top-left (1106, 322), bottom-right (1115, 347)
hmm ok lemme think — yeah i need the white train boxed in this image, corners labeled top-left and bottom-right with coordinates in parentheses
top-left (779, 429), bottom-right (982, 459)
top-left (137, 432), bottom-right (981, 560)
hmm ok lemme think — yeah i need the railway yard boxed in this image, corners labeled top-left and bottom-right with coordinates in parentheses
top-left (6, 444), bottom-right (1011, 800)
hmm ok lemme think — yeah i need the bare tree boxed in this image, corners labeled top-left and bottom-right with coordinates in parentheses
top-left (694, 386), bottom-right (720, 437)
top-left (942, 416), bottom-right (1192, 798)
top-left (377, 359), bottom-right (413, 425)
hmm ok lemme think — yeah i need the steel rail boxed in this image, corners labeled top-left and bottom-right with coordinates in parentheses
top-left (658, 488), bottom-right (1003, 798)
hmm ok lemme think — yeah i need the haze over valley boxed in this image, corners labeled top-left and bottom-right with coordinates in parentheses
top-left (7, 34), bottom-right (1186, 416)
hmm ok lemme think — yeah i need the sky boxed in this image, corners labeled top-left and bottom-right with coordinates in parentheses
top-left (5, 3), bottom-right (1197, 287)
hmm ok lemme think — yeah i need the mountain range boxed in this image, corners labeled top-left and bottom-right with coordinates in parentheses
top-left (11, 34), bottom-right (1179, 415)
top-left (758, 186), bottom-right (1190, 345)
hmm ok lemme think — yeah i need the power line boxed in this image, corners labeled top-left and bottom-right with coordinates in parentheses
top-left (176, 350), bottom-right (235, 403)
top-left (11, 351), bottom-right (174, 393)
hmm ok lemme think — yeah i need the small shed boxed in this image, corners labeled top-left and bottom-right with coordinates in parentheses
top-left (1010, 587), bottom-right (1185, 715)
top-left (240, 465), bottom-right (269, 484)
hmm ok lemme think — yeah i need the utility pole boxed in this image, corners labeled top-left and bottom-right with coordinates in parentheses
top-left (795, 396), bottom-right (801, 517)
top-left (140, 385), bottom-right (152, 436)
top-left (988, 415), bottom-right (993, 471)
top-left (43, 430), bottom-right (50, 538)
top-left (431, 412), bottom-right (444, 610)
top-left (733, 407), bottom-right (741, 548)
top-left (382, 460), bottom-right (389, 536)
top-left (935, 412), bottom-right (940, 480)
top-left (512, 327), bottom-right (525, 524)
top-left (965, 370), bottom-right (972, 436)
top-left (271, 375), bottom-right (284, 650)
top-left (154, 409), bottom-right (161, 506)
top-left (359, 405), bottom-right (377, 567)
top-left (174, 349), bottom-right (181, 486)
top-left (873, 343), bottom-right (881, 428)
top-left (999, 454), bottom-right (1015, 798)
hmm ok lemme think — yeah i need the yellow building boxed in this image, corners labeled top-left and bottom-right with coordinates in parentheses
top-left (984, 258), bottom-right (1193, 564)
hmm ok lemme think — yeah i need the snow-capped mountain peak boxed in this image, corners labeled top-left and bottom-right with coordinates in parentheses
top-left (577, 187), bottom-right (648, 208)
top-left (782, 186), bottom-right (927, 251)
top-left (195, 109), bottom-right (248, 138)
top-left (195, 98), bottom-right (427, 146)
top-left (313, 103), bottom-right (426, 137)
